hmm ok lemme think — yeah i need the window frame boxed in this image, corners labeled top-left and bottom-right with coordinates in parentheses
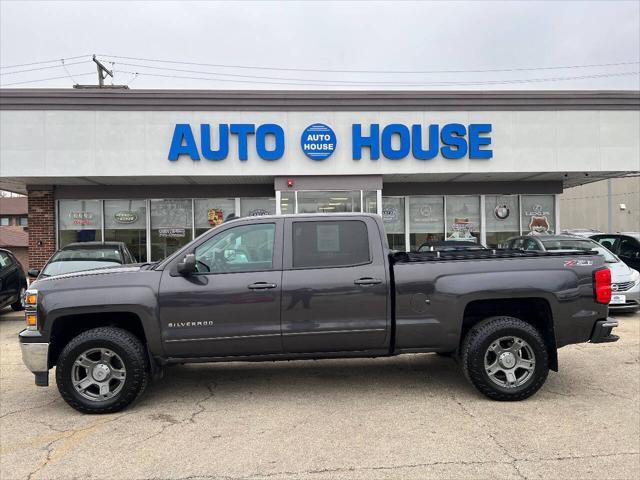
top-left (286, 218), bottom-right (373, 271)
top-left (165, 218), bottom-right (284, 276)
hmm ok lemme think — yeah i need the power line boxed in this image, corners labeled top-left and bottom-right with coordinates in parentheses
top-left (99, 54), bottom-right (640, 74)
top-left (0, 72), bottom-right (94, 87)
top-left (116, 69), bottom-right (639, 87)
top-left (0, 54), bottom-right (90, 70)
top-left (115, 60), bottom-right (640, 85)
top-left (0, 60), bottom-right (87, 76)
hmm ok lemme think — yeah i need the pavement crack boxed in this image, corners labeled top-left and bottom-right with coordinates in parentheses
top-left (452, 396), bottom-right (527, 480)
top-left (0, 397), bottom-right (60, 419)
top-left (188, 381), bottom-right (218, 424)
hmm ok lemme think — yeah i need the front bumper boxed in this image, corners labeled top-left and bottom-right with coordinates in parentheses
top-left (19, 330), bottom-right (50, 386)
top-left (589, 319), bottom-right (619, 343)
top-left (20, 342), bottom-right (49, 372)
top-left (609, 282), bottom-right (640, 312)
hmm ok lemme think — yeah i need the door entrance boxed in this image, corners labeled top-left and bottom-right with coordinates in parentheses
top-left (277, 190), bottom-right (381, 215)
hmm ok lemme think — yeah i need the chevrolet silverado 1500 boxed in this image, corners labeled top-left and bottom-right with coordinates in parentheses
top-left (20, 214), bottom-right (618, 413)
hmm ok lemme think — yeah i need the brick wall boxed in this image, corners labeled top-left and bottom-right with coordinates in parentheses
top-left (27, 187), bottom-right (56, 270)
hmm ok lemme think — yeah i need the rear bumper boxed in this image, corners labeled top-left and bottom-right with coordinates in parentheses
top-left (589, 319), bottom-right (619, 343)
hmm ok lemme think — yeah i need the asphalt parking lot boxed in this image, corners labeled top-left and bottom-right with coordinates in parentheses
top-left (0, 307), bottom-right (638, 480)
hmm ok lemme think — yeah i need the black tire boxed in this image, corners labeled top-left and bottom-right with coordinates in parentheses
top-left (461, 316), bottom-right (549, 401)
top-left (56, 327), bottom-right (149, 414)
top-left (10, 286), bottom-right (25, 311)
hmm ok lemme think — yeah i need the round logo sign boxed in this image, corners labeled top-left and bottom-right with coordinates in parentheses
top-left (300, 123), bottom-right (336, 160)
top-left (494, 204), bottom-right (510, 220)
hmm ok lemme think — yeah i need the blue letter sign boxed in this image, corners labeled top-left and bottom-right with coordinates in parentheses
top-left (169, 122), bottom-right (492, 162)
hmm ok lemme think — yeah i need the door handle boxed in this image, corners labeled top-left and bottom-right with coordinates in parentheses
top-left (354, 277), bottom-right (382, 286)
top-left (247, 282), bottom-right (277, 290)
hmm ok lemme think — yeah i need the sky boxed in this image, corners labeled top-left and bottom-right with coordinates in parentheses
top-left (1, 0), bottom-right (639, 90)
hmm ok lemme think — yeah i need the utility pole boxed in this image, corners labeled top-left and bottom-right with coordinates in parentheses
top-left (93, 54), bottom-right (113, 87)
top-left (73, 55), bottom-right (129, 89)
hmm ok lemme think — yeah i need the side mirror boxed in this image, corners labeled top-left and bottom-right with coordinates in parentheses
top-left (177, 254), bottom-right (197, 275)
top-left (27, 269), bottom-right (40, 278)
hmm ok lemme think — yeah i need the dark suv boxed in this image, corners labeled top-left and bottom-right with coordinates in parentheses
top-left (590, 234), bottom-right (640, 272)
top-left (0, 248), bottom-right (27, 311)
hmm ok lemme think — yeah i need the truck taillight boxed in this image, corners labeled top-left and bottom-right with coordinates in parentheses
top-left (594, 268), bottom-right (611, 304)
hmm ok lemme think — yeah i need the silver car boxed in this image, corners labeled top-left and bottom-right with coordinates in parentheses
top-left (505, 235), bottom-right (640, 313)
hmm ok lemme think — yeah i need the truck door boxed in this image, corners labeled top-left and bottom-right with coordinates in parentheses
top-left (158, 219), bottom-right (284, 357)
top-left (281, 217), bottom-right (389, 353)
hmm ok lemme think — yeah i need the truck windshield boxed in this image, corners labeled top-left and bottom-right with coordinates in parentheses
top-left (540, 239), bottom-right (618, 263)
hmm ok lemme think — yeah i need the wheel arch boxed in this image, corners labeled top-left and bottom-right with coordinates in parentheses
top-left (460, 298), bottom-right (558, 371)
top-left (47, 311), bottom-right (148, 369)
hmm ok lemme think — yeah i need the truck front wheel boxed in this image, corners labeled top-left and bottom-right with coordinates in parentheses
top-left (55, 327), bottom-right (149, 414)
top-left (461, 316), bottom-right (549, 401)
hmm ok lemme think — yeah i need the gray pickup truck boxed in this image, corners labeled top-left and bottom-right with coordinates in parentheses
top-left (20, 213), bottom-right (618, 413)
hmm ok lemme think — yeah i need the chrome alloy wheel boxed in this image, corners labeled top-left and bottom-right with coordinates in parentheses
top-left (71, 348), bottom-right (126, 401)
top-left (484, 336), bottom-right (536, 388)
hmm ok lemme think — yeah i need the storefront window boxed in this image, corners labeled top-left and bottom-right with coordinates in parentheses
top-left (150, 199), bottom-right (193, 261)
top-left (194, 198), bottom-right (236, 237)
top-left (104, 200), bottom-right (147, 262)
top-left (241, 197), bottom-right (276, 217)
top-left (296, 191), bottom-right (361, 214)
top-left (408, 196), bottom-right (444, 250)
top-left (58, 200), bottom-right (102, 247)
top-left (382, 197), bottom-right (405, 250)
top-left (445, 196), bottom-right (481, 243)
top-left (363, 191), bottom-right (378, 214)
top-left (485, 195), bottom-right (520, 248)
top-left (521, 195), bottom-right (555, 235)
top-left (280, 192), bottom-right (295, 214)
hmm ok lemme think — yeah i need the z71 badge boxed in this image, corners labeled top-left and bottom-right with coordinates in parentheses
top-left (564, 259), bottom-right (594, 267)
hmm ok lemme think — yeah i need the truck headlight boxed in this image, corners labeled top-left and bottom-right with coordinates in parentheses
top-left (24, 289), bottom-right (38, 331)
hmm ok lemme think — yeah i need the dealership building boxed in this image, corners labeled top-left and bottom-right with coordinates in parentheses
top-left (1, 89), bottom-right (638, 268)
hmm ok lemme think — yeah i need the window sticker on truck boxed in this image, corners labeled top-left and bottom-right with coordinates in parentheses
top-left (564, 259), bottom-right (594, 267)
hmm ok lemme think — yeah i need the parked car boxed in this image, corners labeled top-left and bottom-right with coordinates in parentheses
top-left (417, 240), bottom-right (488, 252)
top-left (20, 214), bottom-right (618, 413)
top-left (590, 233), bottom-right (640, 272)
top-left (561, 228), bottom-right (603, 238)
top-left (0, 248), bottom-right (27, 311)
top-left (505, 235), bottom-right (639, 312)
top-left (28, 242), bottom-right (137, 280)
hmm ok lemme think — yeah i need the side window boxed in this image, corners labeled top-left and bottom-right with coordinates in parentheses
top-left (194, 223), bottom-right (276, 273)
top-left (510, 238), bottom-right (524, 250)
top-left (0, 251), bottom-right (14, 270)
top-left (619, 238), bottom-right (639, 258)
top-left (293, 220), bottom-right (370, 269)
top-left (524, 238), bottom-right (541, 251)
top-left (594, 236), bottom-right (619, 253)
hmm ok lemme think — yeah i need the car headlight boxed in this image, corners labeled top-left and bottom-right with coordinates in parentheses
top-left (630, 269), bottom-right (640, 284)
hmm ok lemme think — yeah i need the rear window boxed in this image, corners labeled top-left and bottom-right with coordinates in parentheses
top-left (293, 220), bottom-right (370, 269)
top-left (541, 239), bottom-right (617, 262)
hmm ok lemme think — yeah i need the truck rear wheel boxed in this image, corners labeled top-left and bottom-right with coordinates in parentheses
top-left (55, 327), bottom-right (149, 414)
top-left (461, 316), bottom-right (548, 401)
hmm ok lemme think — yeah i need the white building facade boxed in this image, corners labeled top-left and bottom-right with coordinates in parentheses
top-left (0, 89), bottom-right (638, 265)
